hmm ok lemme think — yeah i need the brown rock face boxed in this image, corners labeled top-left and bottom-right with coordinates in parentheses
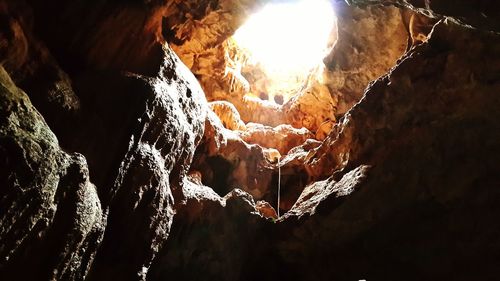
top-left (240, 123), bottom-right (313, 155)
top-left (305, 18), bottom-right (500, 180)
top-left (0, 2), bottom-right (80, 136)
top-left (348, 0), bottom-right (500, 32)
top-left (272, 19), bottom-right (500, 281)
top-left (2, 1), bottom-right (209, 280)
top-left (209, 100), bottom-right (246, 131)
top-left (191, 111), bottom-right (277, 200)
top-left (324, 3), bottom-right (410, 115)
top-left (152, 17), bottom-right (500, 281)
top-left (1, 0), bottom-right (500, 281)
top-left (87, 44), bottom-right (207, 280)
top-left (0, 66), bottom-right (105, 280)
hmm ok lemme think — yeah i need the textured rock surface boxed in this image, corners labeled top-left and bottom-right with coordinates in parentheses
top-left (348, 0), bottom-right (500, 32)
top-left (239, 123), bottom-right (313, 155)
top-left (158, 18), bottom-right (500, 281)
top-left (1, 0), bottom-right (500, 281)
top-left (148, 184), bottom-right (267, 281)
top-left (305, 18), bottom-right (500, 180)
top-left (87, 44), bottom-right (207, 280)
top-left (0, 67), bottom-right (105, 280)
top-left (0, 2), bottom-right (80, 136)
top-left (165, 0), bottom-right (266, 101)
top-left (324, 2), bottom-right (410, 115)
top-left (170, 1), bottom-right (411, 132)
top-left (147, 171), bottom-right (282, 281)
top-left (272, 19), bottom-right (500, 280)
top-left (191, 111), bottom-right (277, 200)
top-left (2, 1), bottom-right (209, 280)
top-left (209, 100), bottom-right (246, 131)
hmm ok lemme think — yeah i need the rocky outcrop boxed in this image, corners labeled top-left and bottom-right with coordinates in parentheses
top-left (324, 2), bottom-right (410, 115)
top-left (148, 17), bottom-right (500, 281)
top-left (2, 1), bottom-right (209, 280)
top-left (240, 123), bottom-right (313, 155)
top-left (305, 18), bottom-right (500, 179)
top-left (0, 2), bottom-right (80, 136)
top-left (191, 111), bottom-right (277, 200)
top-left (86, 44), bottom-right (207, 280)
top-left (148, 175), bottom-right (272, 281)
top-left (347, 0), bottom-right (500, 32)
top-left (1, 0), bottom-right (500, 281)
top-left (169, 1), bottom-right (412, 132)
top-left (0, 66), bottom-right (105, 280)
top-left (270, 18), bottom-right (500, 280)
top-left (209, 100), bottom-right (246, 131)
top-left (190, 107), bottom-right (319, 209)
top-left (164, 0), bottom-right (265, 100)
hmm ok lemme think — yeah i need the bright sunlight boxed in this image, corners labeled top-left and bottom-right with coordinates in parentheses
top-left (233, 0), bottom-right (336, 76)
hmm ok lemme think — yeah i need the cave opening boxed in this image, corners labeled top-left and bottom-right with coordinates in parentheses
top-left (231, 0), bottom-right (337, 105)
top-left (170, 1), bottom-right (424, 218)
top-left (5, 1), bottom-right (498, 279)
top-left (179, 0), bottom-right (341, 217)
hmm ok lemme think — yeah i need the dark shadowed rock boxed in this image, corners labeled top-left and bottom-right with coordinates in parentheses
top-left (268, 19), bottom-right (500, 281)
top-left (148, 176), bottom-right (270, 281)
top-left (0, 2), bottom-right (80, 136)
top-left (87, 44), bottom-right (207, 281)
top-left (346, 0), bottom-right (500, 32)
top-left (0, 66), bottom-right (105, 280)
top-left (0, 1), bottom-right (500, 281)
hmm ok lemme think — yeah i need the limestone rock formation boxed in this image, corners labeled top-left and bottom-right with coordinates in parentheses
top-left (347, 0), bottom-right (500, 32)
top-left (323, 3), bottom-right (410, 115)
top-left (0, 67), bottom-right (105, 280)
top-left (209, 100), bottom-right (246, 131)
top-left (169, 1), bottom-right (412, 131)
top-left (0, 2), bottom-right (80, 136)
top-left (2, 2), bottom-right (210, 279)
top-left (88, 44), bottom-right (207, 280)
top-left (271, 18), bottom-right (500, 280)
top-left (191, 110), bottom-right (277, 200)
top-left (240, 123), bottom-right (313, 155)
top-left (1, 0), bottom-right (500, 281)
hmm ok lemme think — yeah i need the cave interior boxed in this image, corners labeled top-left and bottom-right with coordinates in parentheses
top-left (0, 0), bottom-right (500, 280)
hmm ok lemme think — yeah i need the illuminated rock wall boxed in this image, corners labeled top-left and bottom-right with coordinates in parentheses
top-left (0, 0), bottom-right (499, 280)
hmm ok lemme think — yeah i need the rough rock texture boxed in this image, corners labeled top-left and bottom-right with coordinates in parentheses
top-left (87, 45), bottom-right (207, 281)
top-left (0, 67), bottom-right (105, 280)
top-left (191, 107), bottom-right (318, 209)
top-left (273, 19), bottom-right (500, 280)
top-left (1, 0), bottom-right (500, 281)
top-left (165, 0), bottom-right (266, 102)
top-left (282, 72), bottom-right (338, 133)
top-left (148, 184), bottom-right (267, 281)
top-left (2, 1), bottom-right (209, 280)
top-left (305, 18), bottom-right (500, 180)
top-left (209, 100), bottom-right (246, 131)
top-left (151, 18), bottom-right (500, 281)
top-left (191, 111), bottom-right (277, 200)
top-left (324, 2), bottom-right (409, 115)
top-left (348, 0), bottom-right (500, 32)
top-left (170, 1), bottom-right (411, 132)
top-left (160, 1), bottom-right (417, 199)
top-left (240, 123), bottom-right (313, 155)
top-left (0, 2), bottom-right (80, 136)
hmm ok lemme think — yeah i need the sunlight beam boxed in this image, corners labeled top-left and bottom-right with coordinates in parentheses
top-left (233, 0), bottom-right (336, 76)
